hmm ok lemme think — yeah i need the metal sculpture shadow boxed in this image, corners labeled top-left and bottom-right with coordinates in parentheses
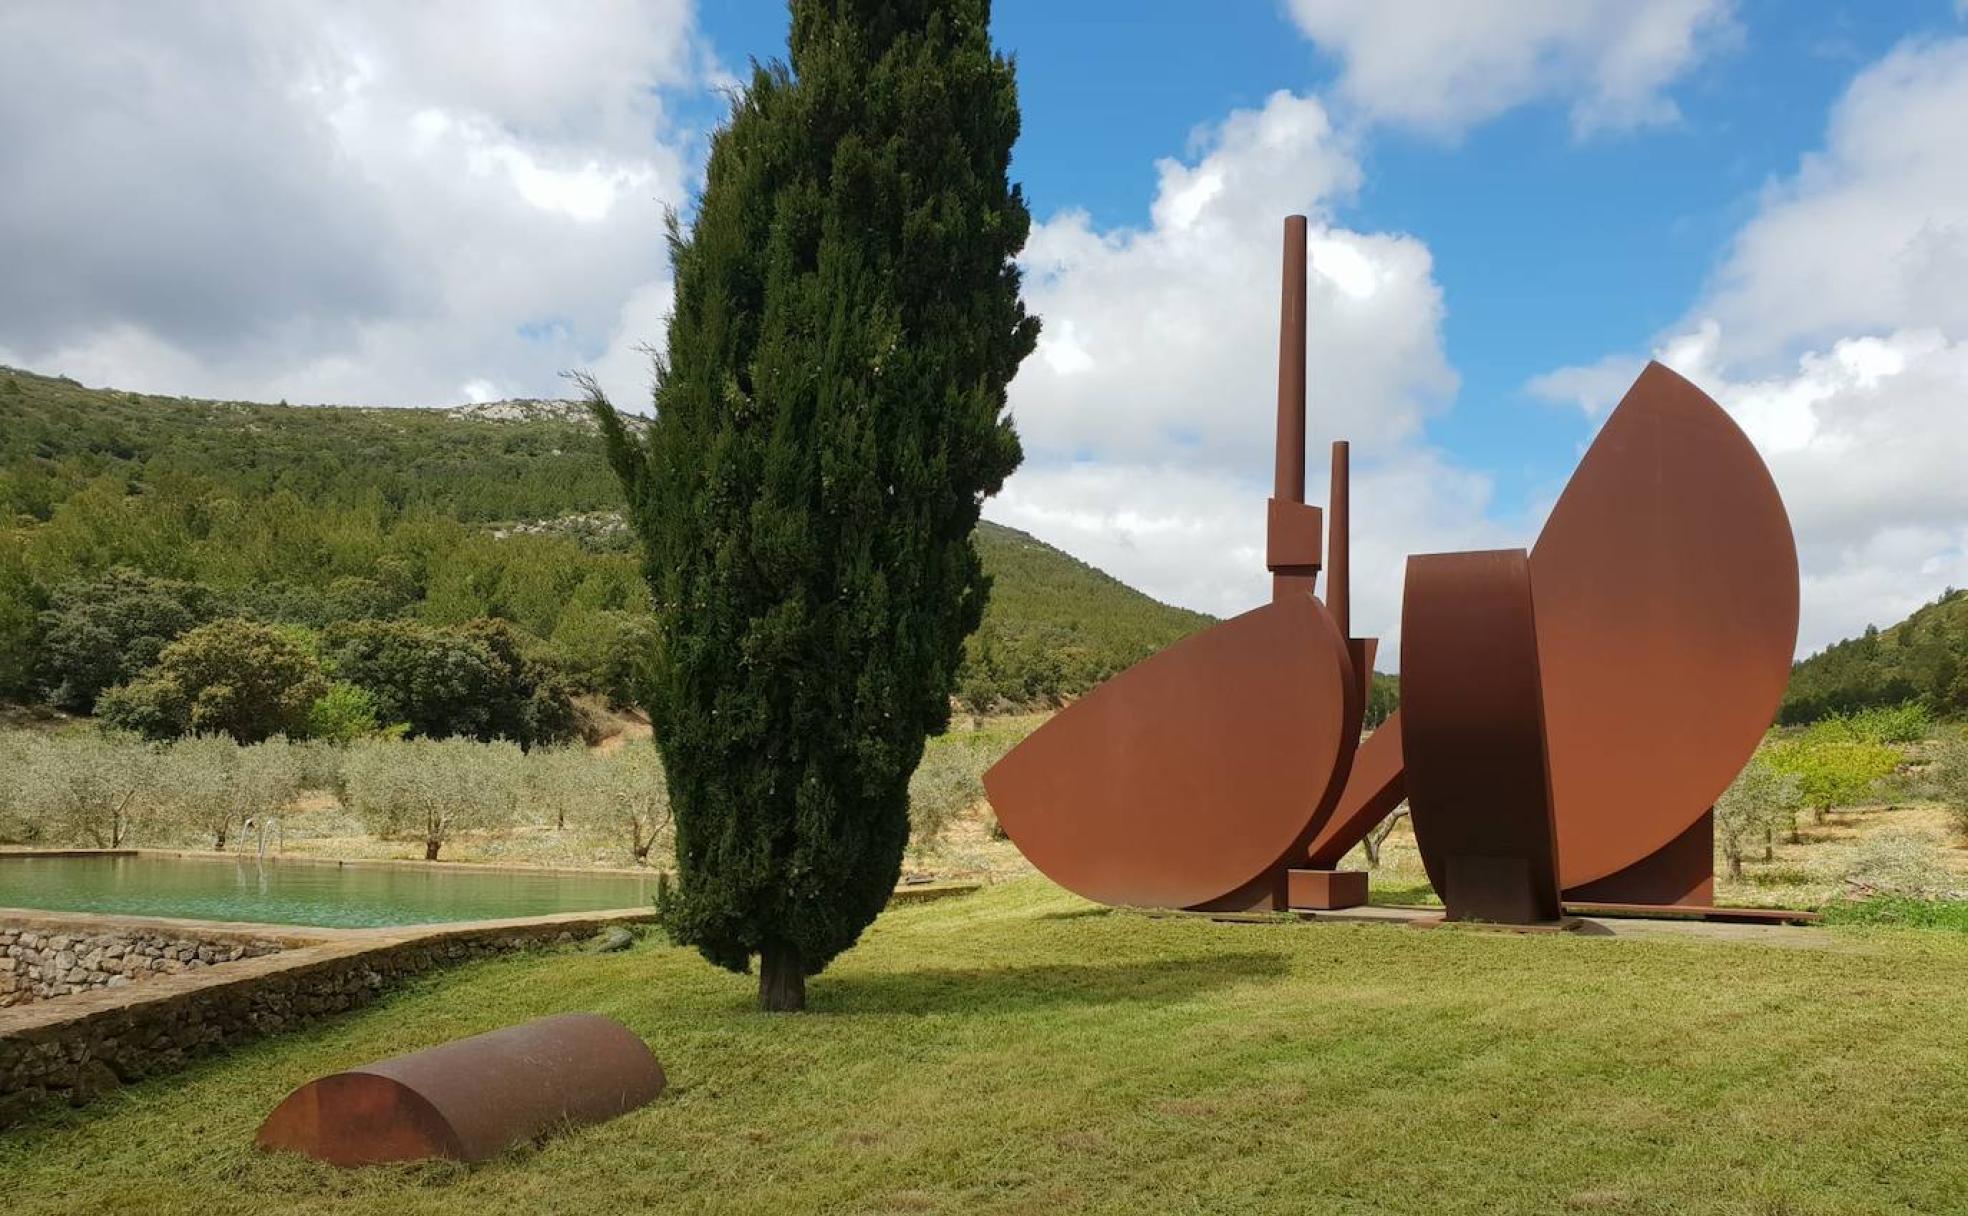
top-left (985, 215), bottom-right (1800, 925)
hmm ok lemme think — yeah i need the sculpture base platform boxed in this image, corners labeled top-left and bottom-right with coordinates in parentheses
top-left (1410, 914), bottom-right (1582, 934)
top-left (1286, 869), bottom-right (1368, 910)
top-left (1563, 901), bottom-right (1820, 925)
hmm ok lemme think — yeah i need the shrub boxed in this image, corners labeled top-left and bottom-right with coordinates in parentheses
top-left (1806, 703), bottom-right (1932, 746)
top-left (341, 736), bottom-right (521, 860)
top-left (906, 737), bottom-right (995, 853)
top-left (322, 618), bottom-right (575, 748)
top-left (1927, 734), bottom-right (1968, 840)
top-left (35, 567), bottom-right (224, 712)
top-left (1766, 736), bottom-right (1901, 826)
top-left (98, 617), bottom-right (327, 742)
top-left (305, 681), bottom-right (385, 744)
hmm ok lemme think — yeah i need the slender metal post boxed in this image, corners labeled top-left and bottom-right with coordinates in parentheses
top-left (1329, 440), bottom-right (1350, 638)
top-left (1274, 216), bottom-right (1308, 505)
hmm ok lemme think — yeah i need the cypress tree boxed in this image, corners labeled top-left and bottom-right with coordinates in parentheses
top-left (588, 0), bottom-right (1036, 1011)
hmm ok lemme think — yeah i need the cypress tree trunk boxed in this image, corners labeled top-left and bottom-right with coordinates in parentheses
top-left (425, 839), bottom-right (440, 861)
top-left (758, 943), bottom-right (806, 1013)
top-left (590, 0), bottom-right (1036, 1013)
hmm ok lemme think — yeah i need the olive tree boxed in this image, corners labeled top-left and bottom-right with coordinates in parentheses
top-left (16, 732), bottom-right (160, 847)
top-left (155, 734), bottom-right (300, 851)
top-left (582, 744), bottom-right (672, 866)
top-left (1713, 755), bottom-right (1801, 881)
top-left (342, 736), bottom-right (520, 860)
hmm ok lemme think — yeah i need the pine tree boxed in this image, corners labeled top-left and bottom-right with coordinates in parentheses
top-left (588, 0), bottom-right (1035, 1011)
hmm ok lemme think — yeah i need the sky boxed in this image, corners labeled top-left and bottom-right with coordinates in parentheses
top-left (3, 1), bottom-right (1967, 662)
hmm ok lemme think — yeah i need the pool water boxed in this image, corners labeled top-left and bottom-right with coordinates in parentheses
top-left (0, 855), bottom-right (655, 929)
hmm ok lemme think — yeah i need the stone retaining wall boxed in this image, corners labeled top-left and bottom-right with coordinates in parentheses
top-left (0, 908), bottom-right (652, 1125)
top-left (1, 923), bottom-right (286, 1007)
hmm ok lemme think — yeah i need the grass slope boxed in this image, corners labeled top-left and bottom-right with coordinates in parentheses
top-left (7, 880), bottom-right (1968, 1215)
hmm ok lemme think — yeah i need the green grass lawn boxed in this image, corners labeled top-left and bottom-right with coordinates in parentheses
top-left (7, 880), bottom-right (1968, 1215)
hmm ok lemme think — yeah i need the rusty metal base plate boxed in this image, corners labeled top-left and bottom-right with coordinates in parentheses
top-left (1286, 869), bottom-right (1368, 910)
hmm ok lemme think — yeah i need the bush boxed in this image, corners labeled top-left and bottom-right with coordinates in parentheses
top-left (1766, 736), bottom-right (1901, 825)
top-left (341, 736), bottom-right (521, 860)
top-left (322, 618), bottom-right (575, 748)
top-left (98, 617), bottom-right (327, 742)
top-left (35, 568), bottom-right (224, 712)
top-left (906, 737), bottom-right (994, 852)
top-left (305, 681), bottom-right (385, 744)
top-left (1927, 734), bottom-right (1968, 839)
top-left (1806, 703), bottom-right (1932, 746)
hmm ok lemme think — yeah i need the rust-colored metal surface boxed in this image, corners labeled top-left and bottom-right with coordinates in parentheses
top-left (1269, 214), bottom-right (1320, 604)
top-left (1328, 441), bottom-right (1351, 640)
top-left (985, 214), bottom-right (1365, 911)
top-left (981, 592), bottom-right (1356, 910)
top-left (1401, 550), bottom-right (1564, 924)
top-left (1305, 713), bottom-right (1405, 869)
top-left (256, 1013), bottom-right (665, 1166)
top-left (1531, 362), bottom-right (1799, 888)
top-left (1562, 810), bottom-right (1715, 907)
top-left (982, 216), bottom-right (1799, 924)
top-left (1286, 868), bottom-right (1368, 910)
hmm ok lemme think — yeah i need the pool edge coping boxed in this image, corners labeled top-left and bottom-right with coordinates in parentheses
top-left (0, 904), bottom-right (658, 1038)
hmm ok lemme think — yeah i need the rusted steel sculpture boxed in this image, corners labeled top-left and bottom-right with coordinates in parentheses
top-left (257, 1013), bottom-right (665, 1166)
top-left (984, 215), bottom-right (1370, 912)
top-left (1401, 549), bottom-right (1563, 924)
top-left (984, 214), bottom-right (1800, 926)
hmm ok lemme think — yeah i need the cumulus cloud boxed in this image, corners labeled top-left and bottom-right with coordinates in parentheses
top-left (995, 90), bottom-right (1505, 647)
top-left (0, 0), bottom-right (705, 407)
top-left (1531, 37), bottom-right (1968, 654)
top-left (1284, 0), bottom-right (1737, 136)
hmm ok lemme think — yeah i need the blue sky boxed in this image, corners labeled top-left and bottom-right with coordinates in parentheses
top-left (692, 2), bottom-right (1960, 522)
top-left (4, 1), bottom-right (1968, 658)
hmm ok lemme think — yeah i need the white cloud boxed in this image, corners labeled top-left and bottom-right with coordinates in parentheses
top-left (1284, 0), bottom-right (1737, 137)
top-left (1000, 90), bottom-right (1504, 652)
top-left (0, 0), bottom-right (704, 408)
top-left (1698, 37), bottom-right (1968, 364)
top-left (1531, 37), bottom-right (1968, 655)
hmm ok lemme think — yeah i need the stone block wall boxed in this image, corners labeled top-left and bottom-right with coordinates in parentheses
top-left (1, 924), bottom-right (285, 1007)
top-left (0, 910), bottom-right (649, 1125)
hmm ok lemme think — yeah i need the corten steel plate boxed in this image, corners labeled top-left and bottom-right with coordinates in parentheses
top-left (257, 1013), bottom-right (666, 1166)
top-left (1305, 710), bottom-right (1406, 869)
top-left (1401, 550), bottom-right (1564, 924)
top-left (983, 593), bottom-right (1358, 910)
top-left (1563, 809), bottom-right (1715, 907)
top-left (1530, 362), bottom-right (1799, 888)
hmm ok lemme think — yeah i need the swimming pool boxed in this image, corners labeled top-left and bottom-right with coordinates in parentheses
top-left (0, 854), bottom-right (656, 929)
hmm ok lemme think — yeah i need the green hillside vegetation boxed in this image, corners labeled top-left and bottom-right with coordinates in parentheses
top-left (1780, 587), bottom-right (1968, 723)
top-left (0, 367), bottom-right (1210, 716)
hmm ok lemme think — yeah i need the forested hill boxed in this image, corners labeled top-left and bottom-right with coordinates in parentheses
top-left (1781, 587), bottom-right (1968, 724)
top-left (0, 366), bottom-right (1208, 711)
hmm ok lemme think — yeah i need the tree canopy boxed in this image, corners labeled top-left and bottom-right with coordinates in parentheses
top-left (591, 0), bottom-right (1036, 1009)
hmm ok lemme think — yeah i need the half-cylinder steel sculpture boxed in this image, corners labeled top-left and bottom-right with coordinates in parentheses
top-left (256, 1013), bottom-right (666, 1166)
top-left (984, 215), bottom-right (1801, 925)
